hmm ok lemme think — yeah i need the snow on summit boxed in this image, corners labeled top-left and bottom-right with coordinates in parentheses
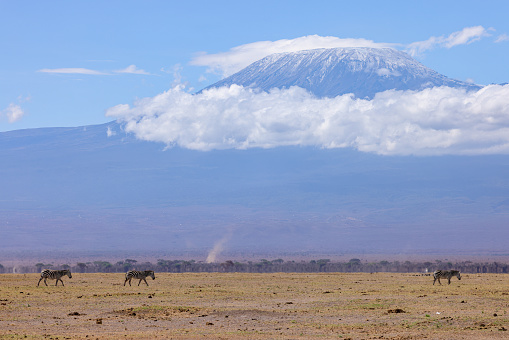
top-left (204, 47), bottom-right (481, 99)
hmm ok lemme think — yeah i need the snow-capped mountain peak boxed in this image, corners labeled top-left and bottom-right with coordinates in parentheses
top-left (203, 47), bottom-right (480, 98)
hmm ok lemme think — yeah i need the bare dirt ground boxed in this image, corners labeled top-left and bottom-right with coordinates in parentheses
top-left (0, 272), bottom-right (508, 339)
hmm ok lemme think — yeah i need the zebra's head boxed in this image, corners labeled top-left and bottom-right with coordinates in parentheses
top-left (148, 270), bottom-right (155, 280)
top-left (64, 269), bottom-right (72, 279)
top-left (456, 271), bottom-right (461, 280)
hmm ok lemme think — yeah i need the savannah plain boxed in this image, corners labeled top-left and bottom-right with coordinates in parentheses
top-left (0, 272), bottom-right (508, 339)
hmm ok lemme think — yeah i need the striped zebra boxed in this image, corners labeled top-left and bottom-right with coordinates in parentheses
top-left (37, 269), bottom-right (72, 286)
top-left (124, 270), bottom-right (156, 286)
top-left (433, 270), bottom-right (461, 285)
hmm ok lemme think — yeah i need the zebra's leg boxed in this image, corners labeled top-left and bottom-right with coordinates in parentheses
top-left (37, 277), bottom-right (43, 286)
top-left (437, 277), bottom-right (442, 285)
top-left (44, 278), bottom-right (48, 286)
top-left (143, 278), bottom-right (149, 286)
top-left (448, 278), bottom-right (451, 285)
top-left (433, 277), bottom-right (436, 285)
top-left (138, 279), bottom-right (142, 286)
top-left (60, 279), bottom-right (65, 286)
top-left (124, 278), bottom-right (128, 286)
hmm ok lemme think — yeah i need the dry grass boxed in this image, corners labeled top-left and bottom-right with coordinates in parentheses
top-left (0, 272), bottom-right (508, 339)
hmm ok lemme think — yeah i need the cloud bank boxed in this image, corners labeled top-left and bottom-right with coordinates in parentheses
top-left (106, 84), bottom-right (509, 156)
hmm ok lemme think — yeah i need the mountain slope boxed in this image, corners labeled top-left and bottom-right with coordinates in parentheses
top-left (1, 122), bottom-right (509, 256)
top-left (204, 47), bottom-right (481, 98)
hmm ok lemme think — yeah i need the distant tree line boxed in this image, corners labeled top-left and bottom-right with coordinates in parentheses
top-left (1, 258), bottom-right (508, 274)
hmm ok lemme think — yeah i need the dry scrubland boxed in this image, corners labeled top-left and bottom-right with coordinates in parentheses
top-left (0, 272), bottom-right (508, 339)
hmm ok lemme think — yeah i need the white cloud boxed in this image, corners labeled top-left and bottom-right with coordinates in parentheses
top-left (38, 68), bottom-right (107, 75)
top-left (114, 64), bottom-right (150, 75)
top-left (376, 68), bottom-right (401, 77)
top-left (443, 26), bottom-right (490, 48)
top-left (106, 126), bottom-right (117, 137)
top-left (495, 33), bottom-right (509, 43)
top-left (190, 35), bottom-right (394, 77)
top-left (17, 94), bottom-right (31, 103)
top-left (406, 26), bottom-right (490, 56)
top-left (106, 84), bottom-right (509, 156)
top-left (38, 65), bottom-right (151, 76)
top-left (2, 103), bottom-right (25, 123)
top-left (171, 64), bottom-right (183, 85)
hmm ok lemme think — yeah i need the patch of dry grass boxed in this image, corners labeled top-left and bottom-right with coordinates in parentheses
top-left (0, 272), bottom-right (507, 339)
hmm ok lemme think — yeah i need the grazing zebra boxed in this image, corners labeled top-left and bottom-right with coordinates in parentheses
top-left (37, 269), bottom-right (72, 286)
top-left (124, 270), bottom-right (156, 286)
top-left (433, 270), bottom-right (461, 285)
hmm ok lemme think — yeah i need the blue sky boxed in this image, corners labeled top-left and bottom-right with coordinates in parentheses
top-left (1, 0), bottom-right (509, 134)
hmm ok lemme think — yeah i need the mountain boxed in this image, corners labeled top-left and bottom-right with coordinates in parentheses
top-left (204, 47), bottom-right (481, 98)
top-left (2, 122), bottom-right (509, 259)
top-left (1, 49), bottom-right (507, 261)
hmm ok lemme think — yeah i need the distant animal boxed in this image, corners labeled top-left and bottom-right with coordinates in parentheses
top-left (433, 270), bottom-right (461, 285)
top-left (37, 269), bottom-right (72, 286)
top-left (124, 270), bottom-right (156, 286)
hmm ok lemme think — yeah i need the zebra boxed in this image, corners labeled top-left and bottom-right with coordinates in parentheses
top-left (433, 270), bottom-right (461, 285)
top-left (124, 270), bottom-right (156, 286)
top-left (37, 269), bottom-right (72, 286)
